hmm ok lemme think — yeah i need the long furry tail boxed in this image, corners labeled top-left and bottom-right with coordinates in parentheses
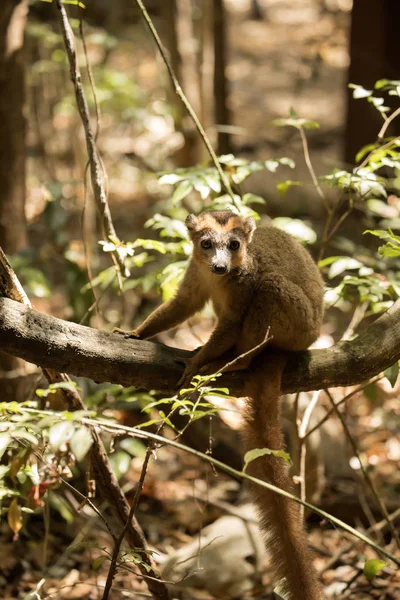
top-left (242, 351), bottom-right (324, 600)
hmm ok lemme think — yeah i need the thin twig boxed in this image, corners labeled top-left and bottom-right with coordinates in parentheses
top-left (60, 477), bottom-right (116, 541)
top-left (17, 404), bottom-right (400, 566)
top-left (341, 301), bottom-right (369, 341)
top-left (325, 389), bottom-right (400, 549)
top-left (303, 375), bottom-right (384, 440)
top-left (299, 126), bottom-right (329, 210)
top-left (297, 390), bottom-right (321, 522)
top-left (55, 1), bottom-right (129, 276)
top-left (216, 330), bottom-right (273, 375)
top-left (357, 136), bottom-right (400, 171)
top-left (134, 0), bottom-right (240, 210)
top-left (321, 506), bottom-right (400, 573)
top-left (81, 415), bottom-right (400, 567)
top-left (378, 107), bottom-right (400, 140)
top-left (102, 445), bottom-right (155, 600)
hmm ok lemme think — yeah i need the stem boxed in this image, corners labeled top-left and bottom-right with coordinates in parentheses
top-left (299, 126), bottom-right (329, 210)
top-left (325, 390), bottom-right (400, 549)
top-left (134, 0), bottom-right (240, 210)
top-left (18, 405), bottom-right (400, 566)
top-left (303, 376), bottom-right (384, 440)
top-left (55, 1), bottom-right (128, 276)
top-left (102, 446), bottom-right (155, 600)
top-left (377, 106), bottom-right (400, 139)
top-left (297, 390), bottom-right (321, 522)
top-left (81, 417), bottom-right (399, 567)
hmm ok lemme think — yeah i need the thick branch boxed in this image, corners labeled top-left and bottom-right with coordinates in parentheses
top-left (0, 297), bottom-right (399, 394)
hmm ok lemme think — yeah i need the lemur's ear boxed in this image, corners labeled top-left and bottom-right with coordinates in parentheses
top-left (242, 216), bottom-right (256, 242)
top-left (185, 214), bottom-right (199, 232)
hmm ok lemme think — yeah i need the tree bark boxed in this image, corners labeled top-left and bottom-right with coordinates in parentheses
top-left (1, 297), bottom-right (399, 395)
top-left (0, 0), bottom-right (29, 401)
top-left (0, 0), bottom-right (28, 253)
top-left (345, 0), bottom-right (400, 164)
top-left (213, 0), bottom-right (231, 154)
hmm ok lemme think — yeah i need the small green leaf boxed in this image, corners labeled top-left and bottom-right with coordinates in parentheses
top-left (363, 559), bottom-right (387, 582)
top-left (349, 83), bottom-right (372, 99)
top-left (384, 362), bottom-right (399, 388)
top-left (172, 181), bottom-right (193, 204)
top-left (70, 426), bottom-right (93, 461)
top-left (272, 217), bottom-right (317, 244)
top-left (11, 429), bottom-right (39, 446)
top-left (158, 173), bottom-right (182, 185)
top-left (242, 193), bottom-right (266, 206)
top-left (49, 421), bottom-right (74, 451)
top-left (243, 447), bottom-right (291, 472)
top-left (327, 257), bottom-right (363, 280)
top-left (0, 433), bottom-right (11, 460)
top-left (276, 180), bottom-right (302, 196)
top-left (271, 117), bottom-right (319, 130)
top-left (92, 555), bottom-right (108, 570)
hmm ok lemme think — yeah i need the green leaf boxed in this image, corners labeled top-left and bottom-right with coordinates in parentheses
top-left (119, 437), bottom-right (147, 458)
top-left (243, 447), bottom-right (291, 472)
top-left (349, 84), bottom-right (372, 99)
top-left (0, 433), bottom-right (11, 460)
top-left (70, 426), bottom-right (93, 461)
top-left (272, 217), bottom-right (317, 244)
top-left (276, 180), bottom-right (302, 196)
top-left (11, 429), bottom-right (39, 446)
top-left (242, 193), bottom-right (266, 206)
top-left (158, 173), bottom-right (182, 185)
top-left (363, 559), bottom-right (387, 582)
top-left (108, 450), bottom-right (131, 479)
top-left (355, 143), bottom-right (378, 163)
top-left (364, 229), bottom-right (392, 241)
top-left (49, 420), bottom-right (74, 450)
top-left (92, 555), bottom-right (108, 570)
top-left (279, 157), bottom-right (296, 168)
top-left (380, 244), bottom-right (400, 257)
top-left (375, 78), bottom-right (400, 90)
top-left (384, 363), bottom-right (399, 388)
top-left (327, 257), bottom-right (363, 279)
top-left (271, 117), bottom-right (319, 130)
top-left (172, 181), bottom-right (193, 204)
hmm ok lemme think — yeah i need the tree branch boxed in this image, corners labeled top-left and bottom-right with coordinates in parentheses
top-left (0, 297), bottom-right (399, 394)
top-left (54, 0), bottom-right (128, 276)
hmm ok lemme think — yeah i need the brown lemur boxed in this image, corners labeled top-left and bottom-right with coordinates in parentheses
top-left (124, 210), bottom-right (325, 600)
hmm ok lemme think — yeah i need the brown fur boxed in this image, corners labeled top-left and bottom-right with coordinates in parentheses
top-left (127, 211), bottom-right (325, 599)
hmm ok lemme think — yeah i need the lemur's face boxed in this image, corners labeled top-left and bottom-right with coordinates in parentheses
top-left (186, 211), bottom-right (256, 275)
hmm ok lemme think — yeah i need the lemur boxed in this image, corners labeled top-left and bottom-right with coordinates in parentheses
top-left (122, 210), bottom-right (325, 600)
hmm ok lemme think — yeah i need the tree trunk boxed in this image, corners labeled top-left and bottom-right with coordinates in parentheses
top-left (213, 0), bottom-right (231, 154)
top-left (0, 0), bottom-right (28, 253)
top-left (345, 0), bottom-right (400, 164)
top-left (0, 0), bottom-right (29, 403)
top-left (162, 0), bottom-right (203, 166)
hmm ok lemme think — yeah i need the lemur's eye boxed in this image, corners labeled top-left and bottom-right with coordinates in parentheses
top-left (201, 239), bottom-right (212, 249)
top-left (229, 240), bottom-right (240, 251)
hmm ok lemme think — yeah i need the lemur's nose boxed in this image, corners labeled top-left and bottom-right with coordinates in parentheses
top-left (212, 265), bottom-right (228, 275)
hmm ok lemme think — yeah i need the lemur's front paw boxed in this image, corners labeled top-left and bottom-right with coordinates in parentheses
top-left (112, 327), bottom-right (142, 340)
top-left (177, 358), bottom-right (202, 389)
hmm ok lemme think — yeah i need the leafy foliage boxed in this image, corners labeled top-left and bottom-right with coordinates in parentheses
top-left (0, 398), bottom-right (95, 534)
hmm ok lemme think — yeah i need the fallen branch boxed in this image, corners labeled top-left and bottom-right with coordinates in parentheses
top-left (0, 297), bottom-right (400, 394)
